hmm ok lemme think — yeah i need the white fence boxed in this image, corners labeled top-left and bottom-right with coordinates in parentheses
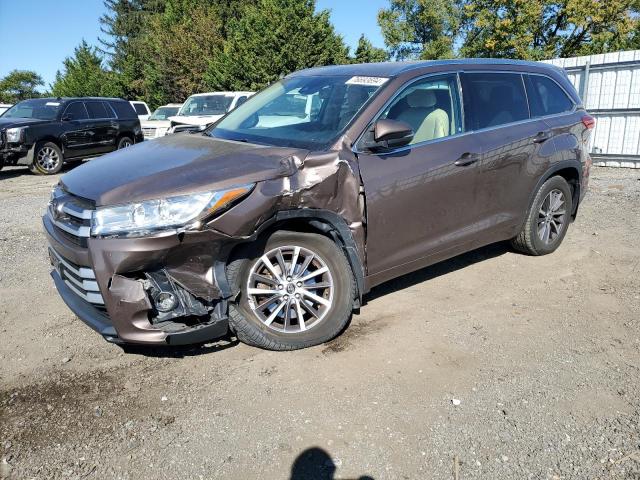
top-left (544, 50), bottom-right (640, 168)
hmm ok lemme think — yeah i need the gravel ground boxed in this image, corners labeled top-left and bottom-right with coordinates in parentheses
top-left (0, 165), bottom-right (639, 480)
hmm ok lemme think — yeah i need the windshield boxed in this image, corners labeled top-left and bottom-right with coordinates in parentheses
top-left (3, 99), bottom-right (62, 120)
top-left (208, 75), bottom-right (386, 149)
top-left (179, 95), bottom-right (233, 116)
top-left (149, 106), bottom-right (180, 120)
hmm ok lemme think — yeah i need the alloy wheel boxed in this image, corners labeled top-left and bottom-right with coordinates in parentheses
top-left (246, 245), bottom-right (334, 333)
top-left (36, 147), bottom-right (60, 172)
top-left (537, 188), bottom-right (566, 244)
top-left (119, 138), bottom-right (132, 149)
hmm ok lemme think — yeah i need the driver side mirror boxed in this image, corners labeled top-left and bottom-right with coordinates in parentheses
top-left (371, 119), bottom-right (414, 151)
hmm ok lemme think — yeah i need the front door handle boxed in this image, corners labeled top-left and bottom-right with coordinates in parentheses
top-left (454, 152), bottom-right (480, 167)
top-left (533, 130), bottom-right (552, 143)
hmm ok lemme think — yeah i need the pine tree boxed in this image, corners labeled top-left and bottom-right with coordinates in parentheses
top-left (51, 41), bottom-right (120, 97)
top-left (206, 0), bottom-right (349, 91)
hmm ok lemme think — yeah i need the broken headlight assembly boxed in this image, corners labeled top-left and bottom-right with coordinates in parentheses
top-left (91, 184), bottom-right (254, 237)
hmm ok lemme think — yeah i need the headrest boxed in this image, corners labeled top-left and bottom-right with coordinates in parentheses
top-left (406, 89), bottom-right (437, 108)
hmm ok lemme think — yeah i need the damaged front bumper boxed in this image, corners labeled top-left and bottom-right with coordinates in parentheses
top-left (1, 142), bottom-right (35, 167)
top-left (44, 213), bottom-right (232, 345)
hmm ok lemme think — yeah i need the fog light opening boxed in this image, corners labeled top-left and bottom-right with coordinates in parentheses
top-left (155, 291), bottom-right (178, 312)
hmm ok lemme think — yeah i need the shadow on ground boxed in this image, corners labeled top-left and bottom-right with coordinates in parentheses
top-left (290, 447), bottom-right (374, 480)
top-left (365, 241), bottom-right (510, 302)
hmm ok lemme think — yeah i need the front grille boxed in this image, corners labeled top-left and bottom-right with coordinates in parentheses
top-left (49, 187), bottom-right (94, 247)
top-left (49, 247), bottom-right (104, 305)
top-left (142, 127), bottom-right (157, 139)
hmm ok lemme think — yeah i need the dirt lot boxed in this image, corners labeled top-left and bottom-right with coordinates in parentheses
top-left (0, 165), bottom-right (639, 480)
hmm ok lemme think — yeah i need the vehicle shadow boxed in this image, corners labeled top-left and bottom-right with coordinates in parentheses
top-left (0, 161), bottom-right (82, 179)
top-left (290, 447), bottom-right (374, 480)
top-left (119, 336), bottom-right (240, 358)
top-left (0, 166), bottom-right (31, 179)
top-left (365, 241), bottom-right (511, 303)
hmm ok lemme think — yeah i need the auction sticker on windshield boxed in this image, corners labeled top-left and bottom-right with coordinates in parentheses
top-left (345, 76), bottom-right (389, 87)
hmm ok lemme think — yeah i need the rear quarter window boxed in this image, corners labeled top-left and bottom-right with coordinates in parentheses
top-left (461, 72), bottom-right (530, 131)
top-left (525, 75), bottom-right (574, 117)
top-left (109, 101), bottom-right (138, 120)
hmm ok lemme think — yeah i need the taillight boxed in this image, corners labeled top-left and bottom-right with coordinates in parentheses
top-left (582, 114), bottom-right (596, 129)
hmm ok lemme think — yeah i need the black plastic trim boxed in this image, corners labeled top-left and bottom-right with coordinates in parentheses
top-left (526, 159), bottom-right (582, 220)
top-left (165, 319), bottom-right (229, 345)
top-left (274, 209), bottom-right (367, 300)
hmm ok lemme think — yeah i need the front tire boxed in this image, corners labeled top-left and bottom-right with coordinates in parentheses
top-left (31, 142), bottom-right (63, 175)
top-left (227, 231), bottom-right (355, 350)
top-left (117, 136), bottom-right (133, 149)
top-left (511, 175), bottom-right (573, 255)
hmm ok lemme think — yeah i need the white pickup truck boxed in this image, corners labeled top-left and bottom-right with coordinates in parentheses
top-left (141, 103), bottom-right (183, 140)
top-left (167, 91), bottom-right (253, 134)
top-left (129, 100), bottom-right (152, 121)
top-left (0, 104), bottom-right (12, 116)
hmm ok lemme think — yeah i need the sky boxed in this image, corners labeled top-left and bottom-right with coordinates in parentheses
top-left (0, 0), bottom-right (388, 89)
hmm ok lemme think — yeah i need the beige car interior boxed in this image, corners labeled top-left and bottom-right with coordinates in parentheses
top-left (386, 87), bottom-right (455, 144)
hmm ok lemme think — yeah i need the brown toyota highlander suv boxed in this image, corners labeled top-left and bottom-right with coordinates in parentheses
top-left (44, 59), bottom-right (594, 350)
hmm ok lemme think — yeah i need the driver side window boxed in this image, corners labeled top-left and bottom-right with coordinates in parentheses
top-left (380, 74), bottom-right (462, 145)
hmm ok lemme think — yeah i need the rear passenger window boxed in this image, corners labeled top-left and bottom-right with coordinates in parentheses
top-left (85, 101), bottom-right (110, 119)
top-left (109, 101), bottom-right (137, 119)
top-left (380, 74), bottom-right (463, 145)
top-left (525, 75), bottom-right (574, 117)
top-left (64, 102), bottom-right (88, 121)
top-left (461, 73), bottom-right (529, 130)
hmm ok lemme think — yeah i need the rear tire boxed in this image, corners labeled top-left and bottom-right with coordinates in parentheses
top-left (511, 175), bottom-right (573, 255)
top-left (227, 231), bottom-right (355, 350)
top-left (31, 142), bottom-right (63, 175)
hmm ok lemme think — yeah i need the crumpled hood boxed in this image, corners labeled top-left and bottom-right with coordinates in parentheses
top-left (0, 117), bottom-right (49, 129)
top-left (60, 134), bottom-right (308, 206)
top-left (168, 114), bottom-right (223, 127)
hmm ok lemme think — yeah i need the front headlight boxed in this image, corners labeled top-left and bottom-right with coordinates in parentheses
top-left (91, 184), bottom-right (254, 237)
top-left (6, 127), bottom-right (24, 143)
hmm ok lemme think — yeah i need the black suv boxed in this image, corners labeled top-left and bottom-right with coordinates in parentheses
top-left (0, 97), bottom-right (143, 175)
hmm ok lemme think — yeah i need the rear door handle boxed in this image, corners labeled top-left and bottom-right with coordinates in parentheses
top-left (454, 152), bottom-right (480, 167)
top-left (533, 130), bottom-right (552, 143)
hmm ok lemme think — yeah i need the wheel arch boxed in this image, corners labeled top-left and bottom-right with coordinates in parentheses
top-left (226, 209), bottom-right (366, 306)
top-left (530, 160), bottom-right (582, 219)
top-left (35, 136), bottom-right (64, 156)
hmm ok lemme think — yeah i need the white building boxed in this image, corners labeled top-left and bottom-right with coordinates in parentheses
top-left (544, 50), bottom-right (640, 168)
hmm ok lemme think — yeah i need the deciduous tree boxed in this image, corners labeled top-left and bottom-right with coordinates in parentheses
top-left (378, 0), bottom-right (640, 60)
top-left (0, 70), bottom-right (44, 103)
